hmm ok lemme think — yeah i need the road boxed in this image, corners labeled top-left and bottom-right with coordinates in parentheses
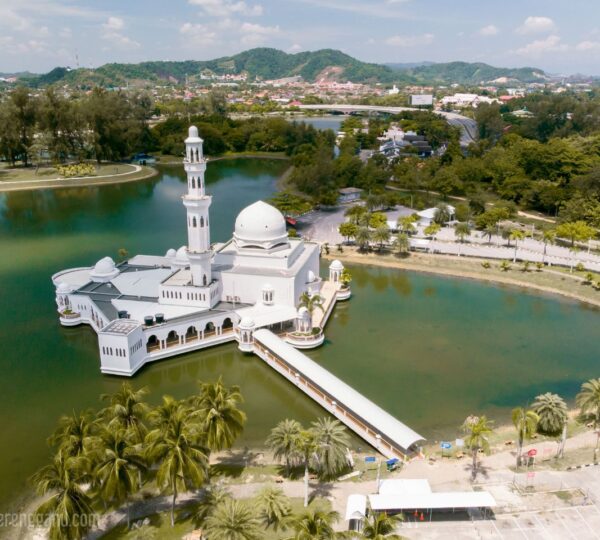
top-left (298, 104), bottom-right (478, 146)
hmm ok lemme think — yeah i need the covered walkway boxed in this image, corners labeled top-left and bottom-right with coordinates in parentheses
top-left (253, 329), bottom-right (424, 459)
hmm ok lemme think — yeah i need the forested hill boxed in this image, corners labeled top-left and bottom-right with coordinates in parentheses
top-left (388, 61), bottom-right (548, 84)
top-left (18, 48), bottom-right (548, 87)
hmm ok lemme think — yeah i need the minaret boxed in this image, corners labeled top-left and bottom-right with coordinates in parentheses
top-left (183, 126), bottom-right (212, 287)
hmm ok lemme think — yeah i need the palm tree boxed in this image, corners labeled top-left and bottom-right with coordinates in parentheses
top-left (49, 408), bottom-right (98, 459)
top-left (147, 394), bottom-right (180, 432)
top-left (298, 292), bottom-right (324, 317)
top-left (509, 229), bottom-right (526, 263)
top-left (397, 215), bottom-right (417, 234)
top-left (100, 383), bottom-right (150, 443)
top-left (93, 428), bottom-right (146, 527)
top-left (433, 203), bottom-right (451, 225)
top-left (255, 485), bottom-right (292, 530)
top-left (204, 499), bottom-right (263, 540)
top-left (344, 205), bottom-right (366, 225)
top-left (360, 510), bottom-right (403, 539)
top-left (462, 415), bottom-right (493, 481)
top-left (372, 225), bottom-right (391, 251)
top-left (541, 229), bottom-right (556, 265)
top-left (532, 392), bottom-right (568, 458)
top-left (287, 508), bottom-right (341, 539)
top-left (355, 226), bottom-right (372, 251)
top-left (192, 378), bottom-right (246, 452)
top-left (311, 417), bottom-right (350, 480)
top-left (483, 223), bottom-right (496, 244)
top-left (296, 429), bottom-right (319, 508)
top-left (576, 378), bottom-right (600, 464)
top-left (194, 484), bottom-right (232, 526)
top-left (32, 453), bottom-right (95, 540)
top-left (394, 232), bottom-right (410, 257)
top-left (454, 222), bottom-right (471, 256)
top-left (145, 403), bottom-right (209, 526)
top-left (511, 407), bottom-right (539, 468)
top-left (424, 222), bottom-right (441, 239)
top-left (266, 419), bottom-right (302, 476)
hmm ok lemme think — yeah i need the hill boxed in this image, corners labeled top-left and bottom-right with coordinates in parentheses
top-left (17, 49), bottom-right (548, 87)
top-left (389, 61), bottom-right (547, 84)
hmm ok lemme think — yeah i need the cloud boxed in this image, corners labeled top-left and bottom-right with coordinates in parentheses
top-left (288, 43), bottom-right (303, 52)
top-left (180, 19), bottom-right (278, 48)
top-left (239, 21), bottom-right (280, 45)
top-left (478, 25), bottom-right (499, 37)
top-left (575, 40), bottom-right (600, 52)
top-left (188, 0), bottom-right (263, 17)
top-left (516, 16), bottom-right (555, 35)
top-left (101, 16), bottom-right (140, 49)
top-left (385, 33), bottom-right (434, 47)
top-left (295, 0), bottom-right (411, 19)
top-left (515, 35), bottom-right (568, 57)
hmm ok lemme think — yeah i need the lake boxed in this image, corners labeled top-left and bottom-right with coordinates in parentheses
top-left (1, 159), bottom-right (598, 511)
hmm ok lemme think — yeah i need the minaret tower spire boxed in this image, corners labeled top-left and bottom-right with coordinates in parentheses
top-left (183, 126), bottom-right (212, 287)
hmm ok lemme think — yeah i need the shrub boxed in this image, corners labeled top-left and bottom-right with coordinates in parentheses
top-left (521, 261), bottom-right (531, 272)
top-left (57, 163), bottom-right (96, 178)
top-left (575, 262), bottom-right (585, 273)
top-left (584, 272), bottom-right (594, 284)
top-left (500, 260), bottom-right (511, 272)
top-left (535, 262), bottom-right (543, 272)
top-left (481, 261), bottom-right (491, 269)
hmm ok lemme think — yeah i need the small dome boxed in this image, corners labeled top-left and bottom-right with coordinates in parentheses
top-left (175, 246), bottom-right (188, 263)
top-left (233, 201), bottom-right (289, 250)
top-left (298, 306), bottom-right (309, 317)
top-left (306, 270), bottom-right (316, 283)
top-left (329, 259), bottom-right (344, 271)
top-left (56, 282), bottom-right (71, 294)
top-left (240, 317), bottom-right (255, 328)
top-left (165, 248), bottom-right (176, 258)
top-left (262, 283), bottom-right (274, 292)
top-left (185, 125), bottom-right (203, 144)
top-left (90, 256), bottom-right (119, 282)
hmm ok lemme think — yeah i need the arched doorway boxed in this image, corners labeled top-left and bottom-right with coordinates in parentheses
top-left (204, 322), bottom-right (215, 338)
top-left (146, 335), bottom-right (159, 352)
top-left (222, 318), bottom-right (233, 334)
top-left (186, 326), bottom-right (198, 342)
top-left (166, 330), bottom-right (179, 347)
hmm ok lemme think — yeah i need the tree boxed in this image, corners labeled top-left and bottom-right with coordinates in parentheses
top-left (355, 226), bottom-right (372, 251)
top-left (462, 415), bottom-right (493, 481)
top-left (100, 383), bottom-right (149, 444)
top-left (296, 429), bottom-right (319, 508)
top-left (556, 221), bottom-right (596, 248)
top-left (254, 485), bottom-right (292, 530)
top-left (454, 222), bottom-right (471, 243)
top-left (474, 207), bottom-right (510, 231)
top-left (194, 484), bottom-right (232, 526)
top-left (339, 222), bottom-right (358, 243)
top-left (192, 378), bottom-right (246, 452)
top-left (576, 378), bottom-right (600, 464)
top-left (344, 205), bottom-right (367, 224)
top-left (424, 222), bottom-right (441, 239)
top-left (145, 402), bottom-right (208, 526)
top-left (93, 428), bottom-right (145, 527)
top-left (369, 212), bottom-right (388, 229)
top-left (511, 407), bottom-right (539, 468)
top-left (340, 268), bottom-right (352, 288)
top-left (394, 233), bottom-right (410, 257)
top-left (541, 229), bottom-right (556, 265)
top-left (32, 453), bottom-right (95, 540)
top-left (372, 225), bottom-right (391, 251)
top-left (475, 102), bottom-right (504, 142)
top-left (433, 203), bottom-right (452, 225)
top-left (397, 215), bottom-right (417, 234)
top-left (483, 224), bottom-right (496, 244)
top-left (288, 508), bottom-right (341, 539)
top-left (204, 499), bottom-right (263, 540)
top-left (298, 292), bottom-right (324, 318)
top-left (509, 229), bottom-right (526, 263)
top-left (310, 417), bottom-right (350, 480)
top-left (532, 392), bottom-right (568, 458)
top-left (48, 409), bottom-right (98, 459)
top-left (266, 419), bottom-right (302, 476)
top-left (360, 510), bottom-right (403, 539)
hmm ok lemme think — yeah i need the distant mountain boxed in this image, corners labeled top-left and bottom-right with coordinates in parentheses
top-left (386, 62), bottom-right (436, 70)
top-left (389, 61), bottom-right (547, 85)
top-left (15, 49), bottom-right (548, 87)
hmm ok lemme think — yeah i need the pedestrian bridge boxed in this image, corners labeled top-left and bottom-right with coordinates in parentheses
top-left (252, 328), bottom-right (425, 460)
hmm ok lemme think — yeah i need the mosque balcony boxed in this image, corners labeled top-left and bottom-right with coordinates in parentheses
top-left (336, 285), bottom-right (352, 301)
top-left (285, 328), bottom-right (325, 349)
top-left (59, 310), bottom-right (82, 326)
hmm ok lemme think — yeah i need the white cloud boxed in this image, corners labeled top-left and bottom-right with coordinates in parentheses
top-left (188, 0), bottom-right (263, 17)
top-left (101, 16), bottom-right (140, 49)
top-left (479, 25), bottom-right (499, 37)
top-left (515, 35), bottom-right (568, 57)
top-left (239, 21), bottom-right (280, 45)
top-left (575, 40), bottom-right (600, 52)
top-left (516, 16), bottom-right (555, 35)
top-left (180, 19), bottom-right (278, 48)
top-left (385, 33), bottom-right (434, 47)
top-left (58, 27), bottom-right (72, 39)
top-left (288, 43), bottom-right (303, 52)
top-left (295, 0), bottom-right (411, 19)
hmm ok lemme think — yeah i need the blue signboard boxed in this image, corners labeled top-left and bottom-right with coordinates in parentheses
top-left (440, 442), bottom-right (452, 450)
top-left (365, 456), bottom-right (376, 463)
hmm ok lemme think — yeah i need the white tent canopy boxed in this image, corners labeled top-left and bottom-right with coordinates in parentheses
top-left (369, 491), bottom-right (496, 511)
top-left (345, 494), bottom-right (367, 521)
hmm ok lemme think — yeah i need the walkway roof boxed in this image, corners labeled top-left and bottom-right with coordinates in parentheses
top-left (369, 491), bottom-right (497, 511)
top-left (379, 479), bottom-right (431, 496)
top-left (253, 329), bottom-right (424, 451)
top-left (345, 494), bottom-right (367, 521)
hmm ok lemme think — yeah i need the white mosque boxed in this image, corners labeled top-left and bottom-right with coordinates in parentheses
top-left (52, 127), bottom-right (350, 376)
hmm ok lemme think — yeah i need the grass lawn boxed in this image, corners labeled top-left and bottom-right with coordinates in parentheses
top-left (0, 162), bottom-right (139, 182)
top-left (100, 497), bottom-right (332, 540)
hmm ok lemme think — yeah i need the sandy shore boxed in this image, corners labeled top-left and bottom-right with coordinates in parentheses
top-left (323, 248), bottom-right (600, 309)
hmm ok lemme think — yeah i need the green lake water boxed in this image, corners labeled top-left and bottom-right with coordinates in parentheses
top-left (0, 159), bottom-right (599, 512)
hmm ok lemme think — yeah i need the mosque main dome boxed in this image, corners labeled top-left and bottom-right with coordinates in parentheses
top-left (233, 200), bottom-right (289, 250)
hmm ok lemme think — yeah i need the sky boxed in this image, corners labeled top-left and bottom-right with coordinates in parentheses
top-left (1, 0), bottom-right (599, 75)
